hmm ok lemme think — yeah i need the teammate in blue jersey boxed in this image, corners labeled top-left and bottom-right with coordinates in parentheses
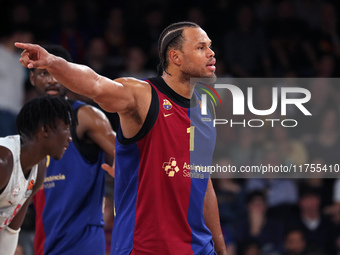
top-left (28, 45), bottom-right (116, 255)
top-left (16, 21), bottom-right (227, 255)
top-left (0, 96), bottom-right (75, 255)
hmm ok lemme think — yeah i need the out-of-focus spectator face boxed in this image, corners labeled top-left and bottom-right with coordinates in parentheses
top-left (11, 30), bottom-right (33, 49)
top-left (309, 79), bottom-right (332, 107)
top-left (272, 125), bottom-right (288, 142)
top-left (248, 196), bottom-right (266, 214)
top-left (284, 230), bottom-right (306, 254)
top-left (243, 242), bottom-right (261, 255)
top-left (321, 3), bottom-right (336, 29)
top-left (126, 47), bottom-right (147, 72)
top-left (238, 6), bottom-right (253, 28)
top-left (88, 38), bottom-right (108, 61)
top-left (11, 4), bottom-right (30, 24)
top-left (319, 108), bottom-right (339, 132)
top-left (278, 0), bottom-right (296, 19)
top-left (187, 7), bottom-right (205, 27)
top-left (107, 8), bottom-right (123, 29)
top-left (146, 9), bottom-right (163, 28)
top-left (317, 55), bottom-right (334, 77)
top-left (60, 1), bottom-right (77, 26)
top-left (299, 193), bottom-right (320, 213)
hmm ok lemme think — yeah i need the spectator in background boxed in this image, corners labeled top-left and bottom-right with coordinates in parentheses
top-left (132, 4), bottom-right (165, 70)
top-left (266, 125), bottom-right (308, 166)
top-left (231, 190), bottom-right (285, 255)
top-left (50, 1), bottom-right (88, 63)
top-left (85, 36), bottom-right (119, 79)
top-left (0, 24), bottom-right (33, 136)
top-left (286, 186), bottom-right (337, 255)
top-left (283, 228), bottom-right (307, 255)
top-left (296, 79), bottom-right (335, 142)
top-left (83, 36), bottom-right (120, 130)
top-left (245, 145), bottom-right (299, 220)
top-left (310, 2), bottom-right (340, 59)
top-left (213, 158), bottom-right (247, 227)
top-left (298, 157), bottom-right (334, 212)
top-left (119, 46), bottom-right (156, 79)
top-left (253, 0), bottom-right (275, 25)
top-left (315, 54), bottom-right (336, 77)
top-left (307, 107), bottom-right (340, 166)
top-left (228, 127), bottom-right (262, 170)
top-left (104, 7), bottom-right (126, 63)
top-left (325, 174), bottom-right (340, 225)
top-left (223, 5), bottom-right (271, 77)
top-left (266, 0), bottom-right (317, 77)
top-left (294, 0), bottom-right (322, 32)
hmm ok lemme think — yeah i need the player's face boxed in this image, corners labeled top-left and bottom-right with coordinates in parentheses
top-left (30, 69), bottom-right (68, 98)
top-left (45, 119), bottom-right (72, 160)
top-left (179, 27), bottom-right (216, 80)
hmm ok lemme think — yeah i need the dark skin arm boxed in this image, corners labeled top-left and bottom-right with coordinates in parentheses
top-left (15, 43), bottom-right (151, 139)
top-left (8, 159), bottom-right (47, 230)
top-left (76, 105), bottom-right (115, 157)
top-left (204, 178), bottom-right (227, 255)
top-left (75, 105), bottom-right (116, 176)
top-left (0, 146), bottom-right (14, 192)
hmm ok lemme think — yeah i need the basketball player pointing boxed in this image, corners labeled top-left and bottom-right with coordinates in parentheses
top-left (16, 22), bottom-right (227, 255)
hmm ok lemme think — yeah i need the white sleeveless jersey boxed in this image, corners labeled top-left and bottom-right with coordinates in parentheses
top-left (0, 135), bottom-right (38, 231)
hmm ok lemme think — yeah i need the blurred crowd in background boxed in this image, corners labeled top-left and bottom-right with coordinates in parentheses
top-left (2, 0), bottom-right (340, 254)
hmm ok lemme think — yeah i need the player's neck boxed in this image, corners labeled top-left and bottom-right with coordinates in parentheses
top-left (162, 72), bottom-right (193, 99)
top-left (20, 140), bottom-right (44, 175)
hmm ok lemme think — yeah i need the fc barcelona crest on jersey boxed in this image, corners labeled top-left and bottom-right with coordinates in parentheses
top-left (163, 99), bottom-right (172, 110)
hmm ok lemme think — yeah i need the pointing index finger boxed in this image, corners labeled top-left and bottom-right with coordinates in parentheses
top-left (14, 42), bottom-right (31, 50)
top-left (15, 42), bottom-right (42, 53)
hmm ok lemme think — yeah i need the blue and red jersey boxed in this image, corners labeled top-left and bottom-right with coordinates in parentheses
top-left (112, 77), bottom-right (216, 254)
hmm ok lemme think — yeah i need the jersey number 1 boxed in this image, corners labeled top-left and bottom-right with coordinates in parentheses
top-left (187, 126), bottom-right (195, 151)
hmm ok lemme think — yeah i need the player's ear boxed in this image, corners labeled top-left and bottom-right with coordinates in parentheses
top-left (169, 49), bottom-right (181, 66)
top-left (41, 125), bottom-right (50, 138)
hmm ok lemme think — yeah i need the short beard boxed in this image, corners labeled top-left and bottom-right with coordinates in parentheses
top-left (180, 68), bottom-right (217, 85)
top-left (203, 73), bottom-right (217, 85)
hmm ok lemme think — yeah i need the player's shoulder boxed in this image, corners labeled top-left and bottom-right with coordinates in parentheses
top-left (77, 104), bottom-right (109, 124)
top-left (114, 77), bottom-right (151, 90)
top-left (0, 145), bottom-right (14, 168)
top-left (0, 145), bottom-right (14, 191)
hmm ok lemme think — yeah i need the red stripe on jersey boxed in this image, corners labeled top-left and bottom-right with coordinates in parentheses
top-left (33, 188), bottom-right (46, 255)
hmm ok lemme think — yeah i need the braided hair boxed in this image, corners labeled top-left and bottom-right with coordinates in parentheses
top-left (157, 21), bottom-right (199, 76)
top-left (16, 96), bottom-right (77, 139)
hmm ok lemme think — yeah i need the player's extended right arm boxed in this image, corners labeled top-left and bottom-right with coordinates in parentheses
top-left (14, 42), bottom-right (139, 114)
